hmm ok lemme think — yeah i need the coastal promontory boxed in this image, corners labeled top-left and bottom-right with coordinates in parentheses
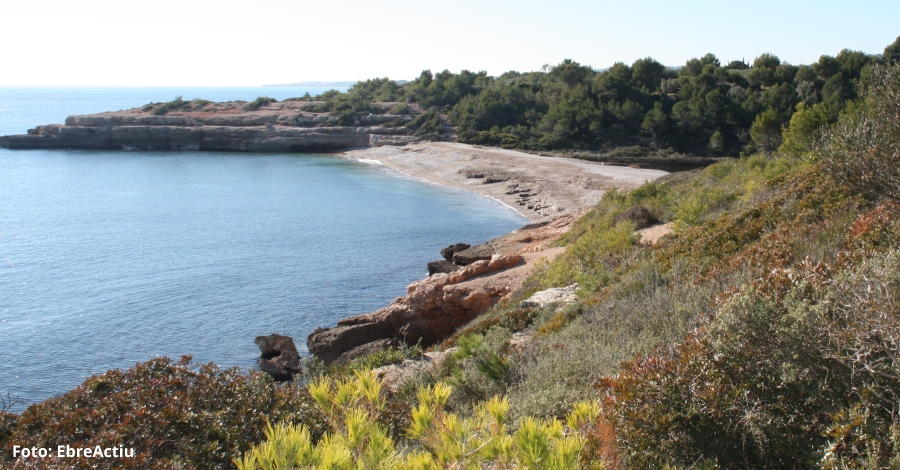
top-left (0, 98), bottom-right (444, 152)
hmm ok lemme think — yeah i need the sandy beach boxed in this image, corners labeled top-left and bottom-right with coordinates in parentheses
top-left (343, 142), bottom-right (669, 222)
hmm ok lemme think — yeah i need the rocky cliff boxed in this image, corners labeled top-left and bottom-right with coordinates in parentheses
top-left (0, 101), bottom-right (432, 152)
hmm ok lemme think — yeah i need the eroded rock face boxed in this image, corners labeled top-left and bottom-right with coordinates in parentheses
top-left (255, 334), bottom-right (301, 381)
top-left (0, 103), bottom-right (444, 152)
top-left (0, 123), bottom-right (417, 152)
top-left (308, 254), bottom-right (524, 365)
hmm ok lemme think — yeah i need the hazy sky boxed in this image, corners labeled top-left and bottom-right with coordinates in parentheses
top-left (3, 0), bottom-right (898, 86)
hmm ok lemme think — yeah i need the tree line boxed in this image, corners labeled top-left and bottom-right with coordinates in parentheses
top-left (309, 36), bottom-right (900, 158)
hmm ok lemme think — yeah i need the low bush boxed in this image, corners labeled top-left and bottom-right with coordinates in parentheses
top-left (145, 97), bottom-right (212, 115)
top-left (236, 370), bottom-right (599, 470)
top-left (150, 96), bottom-right (185, 115)
top-left (1, 357), bottom-right (327, 469)
top-left (407, 110), bottom-right (442, 138)
top-left (387, 103), bottom-right (412, 115)
top-left (819, 64), bottom-right (900, 203)
top-left (340, 343), bottom-right (424, 375)
top-left (245, 96), bottom-right (277, 111)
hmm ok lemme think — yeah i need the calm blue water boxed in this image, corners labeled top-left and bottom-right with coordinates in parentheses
top-left (0, 88), bottom-right (527, 412)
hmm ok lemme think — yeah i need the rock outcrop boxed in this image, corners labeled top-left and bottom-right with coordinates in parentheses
top-left (451, 244), bottom-right (494, 265)
top-left (255, 334), bottom-right (302, 381)
top-left (519, 284), bottom-right (579, 309)
top-left (308, 213), bottom-right (580, 366)
top-left (427, 260), bottom-right (460, 275)
top-left (440, 243), bottom-right (471, 261)
top-left (308, 254), bottom-right (524, 365)
top-left (0, 101), bottom-right (447, 152)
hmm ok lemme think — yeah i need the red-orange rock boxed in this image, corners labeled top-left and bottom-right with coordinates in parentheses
top-left (307, 254), bottom-right (524, 364)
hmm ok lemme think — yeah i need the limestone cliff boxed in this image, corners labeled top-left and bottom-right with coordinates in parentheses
top-left (0, 101), bottom-right (436, 151)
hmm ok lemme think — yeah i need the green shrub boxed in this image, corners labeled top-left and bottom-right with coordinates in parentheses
top-left (344, 343), bottom-right (424, 374)
top-left (284, 92), bottom-right (313, 102)
top-left (1, 357), bottom-right (327, 469)
top-left (407, 110), bottom-right (442, 137)
top-left (145, 97), bottom-right (212, 115)
top-left (388, 103), bottom-right (412, 115)
top-left (540, 218), bottom-right (636, 291)
top-left (819, 64), bottom-right (900, 203)
top-left (151, 96), bottom-right (185, 115)
top-left (245, 96), bottom-right (277, 111)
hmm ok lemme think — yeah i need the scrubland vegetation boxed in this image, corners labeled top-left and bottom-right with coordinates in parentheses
top-left (3, 41), bottom-right (900, 469)
top-left (142, 96), bottom-right (213, 115)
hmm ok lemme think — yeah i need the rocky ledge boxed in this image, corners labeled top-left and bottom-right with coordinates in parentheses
top-left (0, 100), bottom-right (443, 152)
top-left (307, 215), bottom-right (578, 365)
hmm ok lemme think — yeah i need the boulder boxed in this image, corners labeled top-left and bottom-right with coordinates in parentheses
top-left (440, 243), bottom-right (470, 261)
top-left (519, 284), bottom-right (579, 309)
top-left (427, 260), bottom-right (459, 275)
top-left (255, 334), bottom-right (301, 381)
top-left (308, 254), bottom-right (524, 365)
top-left (612, 206), bottom-right (659, 230)
top-left (451, 244), bottom-right (494, 265)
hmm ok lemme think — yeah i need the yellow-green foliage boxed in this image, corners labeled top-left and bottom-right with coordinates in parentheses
top-left (236, 371), bottom-right (598, 470)
top-left (236, 369), bottom-right (402, 470)
top-left (540, 220), bottom-right (635, 291)
top-left (535, 154), bottom-right (798, 295)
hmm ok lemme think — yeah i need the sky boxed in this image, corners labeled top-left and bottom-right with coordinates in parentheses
top-left (2, 0), bottom-right (898, 86)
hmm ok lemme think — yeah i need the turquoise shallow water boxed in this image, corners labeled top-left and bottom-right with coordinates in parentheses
top-left (0, 88), bottom-right (527, 411)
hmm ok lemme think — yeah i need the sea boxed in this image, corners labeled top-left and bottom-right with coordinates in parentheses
top-left (0, 86), bottom-right (528, 412)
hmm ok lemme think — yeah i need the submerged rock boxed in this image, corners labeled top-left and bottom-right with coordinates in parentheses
top-left (255, 333), bottom-right (301, 381)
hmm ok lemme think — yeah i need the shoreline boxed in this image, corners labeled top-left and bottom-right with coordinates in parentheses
top-left (308, 141), bottom-right (671, 364)
top-left (354, 155), bottom-right (529, 222)
top-left (342, 142), bottom-right (669, 223)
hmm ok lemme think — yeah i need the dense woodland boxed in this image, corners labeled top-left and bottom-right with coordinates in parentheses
top-left (302, 37), bottom-right (900, 159)
top-left (3, 38), bottom-right (900, 469)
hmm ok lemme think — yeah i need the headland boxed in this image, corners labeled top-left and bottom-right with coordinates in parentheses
top-left (0, 98), bottom-right (433, 152)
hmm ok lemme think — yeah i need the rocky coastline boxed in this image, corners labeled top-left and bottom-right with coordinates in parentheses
top-left (2, 100), bottom-right (672, 368)
top-left (308, 145), bottom-right (671, 364)
top-left (307, 215), bottom-right (577, 365)
top-left (0, 100), bottom-right (430, 152)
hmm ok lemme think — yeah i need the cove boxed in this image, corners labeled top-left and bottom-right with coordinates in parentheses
top-left (0, 148), bottom-right (527, 410)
